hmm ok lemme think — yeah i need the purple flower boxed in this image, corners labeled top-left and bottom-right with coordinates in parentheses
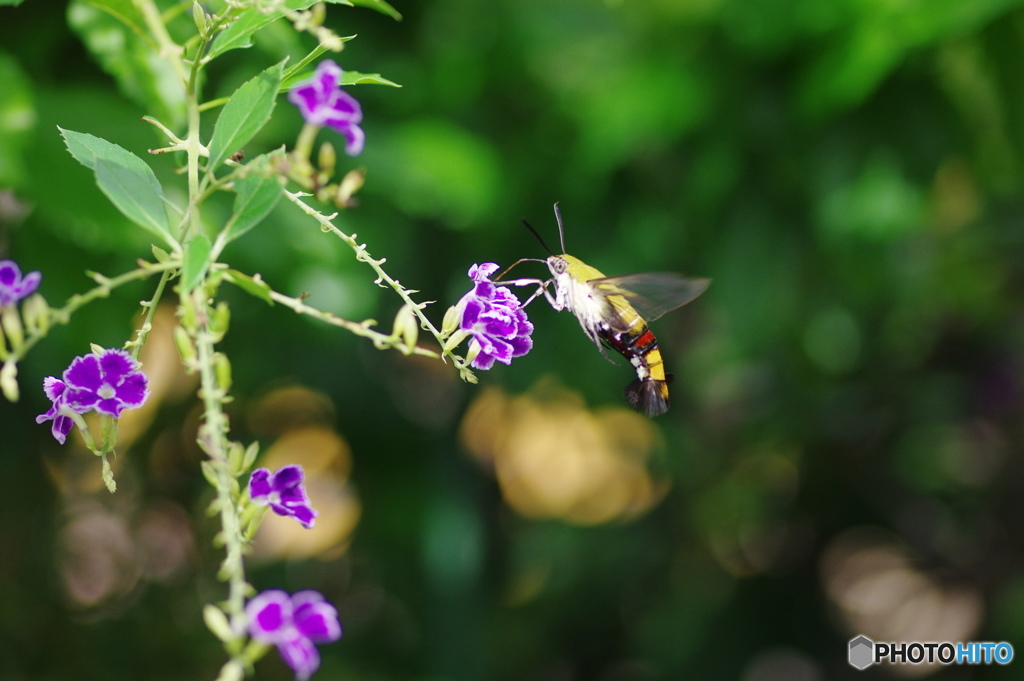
top-left (35, 377), bottom-right (79, 445)
top-left (36, 348), bottom-right (150, 444)
top-left (0, 260), bottom-right (40, 307)
top-left (249, 465), bottom-right (318, 528)
top-left (247, 589), bottom-right (342, 681)
top-left (456, 262), bottom-right (534, 370)
top-left (288, 60), bottom-right (364, 156)
top-left (63, 348), bottom-right (150, 418)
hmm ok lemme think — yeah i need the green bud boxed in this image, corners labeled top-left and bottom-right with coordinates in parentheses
top-left (1, 307), bottom-right (24, 352)
top-left (215, 660), bottom-right (245, 681)
top-left (335, 168), bottom-right (365, 208)
top-left (441, 304), bottom-right (461, 337)
top-left (174, 325), bottom-right (197, 367)
top-left (242, 441), bottom-right (260, 472)
top-left (443, 328), bottom-right (470, 353)
top-left (179, 291), bottom-right (198, 332)
top-left (203, 604), bottom-right (234, 643)
top-left (152, 244), bottom-right (171, 263)
top-left (464, 338), bottom-right (482, 367)
top-left (210, 301), bottom-right (230, 342)
top-left (393, 304), bottom-right (419, 353)
top-left (0, 322), bottom-right (8, 361)
top-left (318, 141), bottom-right (337, 178)
top-left (227, 440), bottom-right (245, 477)
top-left (201, 460), bottom-right (220, 488)
top-left (101, 455), bottom-right (117, 493)
top-left (1, 360), bottom-right (18, 402)
top-left (22, 293), bottom-right (50, 336)
top-left (192, 0), bottom-right (210, 36)
top-left (89, 342), bottom-right (105, 356)
top-left (214, 352), bottom-right (232, 393)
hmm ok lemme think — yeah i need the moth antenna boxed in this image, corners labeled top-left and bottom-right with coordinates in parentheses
top-left (495, 257), bottom-right (547, 281)
top-left (553, 202), bottom-right (567, 254)
top-left (521, 219), bottom-right (555, 256)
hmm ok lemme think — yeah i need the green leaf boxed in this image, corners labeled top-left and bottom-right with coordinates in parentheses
top-left (93, 158), bottom-right (174, 246)
top-left (208, 59), bottom-right (286, 169)
top-left (282, 68), bottom-right (402, 91)
top-left (60, 128), bottom-right (175, 245)
top-left (208, 0), bottom-right (317, 59)
top-left (224, 270), bottom-right (273, 305)
top-left (182, 233), bottom-right (212, 293)
top-left (345, 0), bottom-right (402, 20)
top-left (226, 174), bottom-right (283, 242)
top-left (342, 71), bottom-right (402, 87)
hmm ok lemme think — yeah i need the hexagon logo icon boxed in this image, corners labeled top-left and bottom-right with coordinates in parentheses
top-left (849, 635), bottom-right (875, 670)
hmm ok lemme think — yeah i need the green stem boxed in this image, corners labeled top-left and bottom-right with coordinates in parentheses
top-left (283, 190), bottom-right (472, 371)
top-left (10, 260), bottom-right (176, 365)
top-left (265, 288), bottom-right (439, 357)
top-left (194, 297), bottom-right (248, 637)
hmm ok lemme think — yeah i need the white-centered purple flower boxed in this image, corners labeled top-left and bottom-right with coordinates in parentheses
top-left (0, 259), bottom-right (40, 307)
top-left (456, 262), bottom-right (534, 370)
top-left (34, 377), bottom-right (80, 445)
top-left (247, 589), bottom-right (342, 681)
top-left (63, 348), bottom-right (150, 417)
top-left (288, 60), bottom-right (364, 156)
top-left (36, 348), bottom-right (150, 444)
top-left (249, 465), bottom-right (319, 528)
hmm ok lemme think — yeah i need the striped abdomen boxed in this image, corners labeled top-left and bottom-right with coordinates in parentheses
top-left (598, 321), bottom-right (671, 417)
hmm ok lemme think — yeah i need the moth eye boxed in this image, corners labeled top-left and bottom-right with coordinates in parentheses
top-left (552, 258), bottom-right (567, 273)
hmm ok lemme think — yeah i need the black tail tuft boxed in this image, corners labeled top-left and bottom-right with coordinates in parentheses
top-left (624, 378), bottom-right (670, 417)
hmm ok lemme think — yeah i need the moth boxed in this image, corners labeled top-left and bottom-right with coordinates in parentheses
top-left (502, 205), bottom-right (709, 416)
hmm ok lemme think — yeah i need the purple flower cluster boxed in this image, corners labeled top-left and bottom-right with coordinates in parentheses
top-left (249, 465), bottom-right (318, 529)
top-left (456, 262), bottom-right (534, 370)
top-left (0, 260), bottom-right (40, 307)
top-left (288, 60), bottom-right (364, 156)
top-left (36, 348), bottom-right (150, 444)
top-left (247, 589), bottom-right (342, 681)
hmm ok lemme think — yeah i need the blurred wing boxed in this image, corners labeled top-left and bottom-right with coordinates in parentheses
top-left (591, 273), bottom-right (710, 323)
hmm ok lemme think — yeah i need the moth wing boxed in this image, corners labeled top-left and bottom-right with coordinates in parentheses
top-left (591, 273), bottom-right (710, 324)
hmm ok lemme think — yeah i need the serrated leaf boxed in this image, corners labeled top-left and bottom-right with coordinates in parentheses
top-left (224, 269), bottom-right (273, 305)
top-left (208, 59), bottom-right (286, 169)
top-left (93, 157), bottom-right (174, 246)
top-left (182, 233), bottom-right (212, 293)
top-left (226, 174), bottom-right (283, 242)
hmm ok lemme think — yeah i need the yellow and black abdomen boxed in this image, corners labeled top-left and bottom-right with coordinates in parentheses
top-left (597, 311), bottom-right (671, 417)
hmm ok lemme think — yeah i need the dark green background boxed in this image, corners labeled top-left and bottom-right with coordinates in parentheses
top-left (2, 0), bottom-right (1024, 679)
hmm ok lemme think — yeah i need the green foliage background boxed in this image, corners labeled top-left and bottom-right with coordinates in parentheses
top-left (3, 0), bottom-right (1024, 679)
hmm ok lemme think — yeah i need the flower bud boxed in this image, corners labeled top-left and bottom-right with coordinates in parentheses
top-left (21, 293), bottom-right (50, 335)
top-left (227, 440), bottom-right (245, 477)
top-left (192, 0), bottom-right (210, 36)
top-left (210, 301), bottom-right (231, 342)
top-left (1, 360), bottom-right (18, 402)
top-left (335, 168), bottom-right (365, 208)
top-left (318, 141), bottom-right (337, 178)
top-left (0, 307), bottom-right (24, 352)
top-left (441, 304), bottom-right (462, 337)
top-left (152, 245), bottom-right (171, 263)
top-left (203, 604), bottom-right (234, 643)
top-left (242, 441), bottom-right (260, 472)
top-left (174, 325), bottom-right (197, 367)
top-left (393, 304), bottom-right (419, 353)
top-left (214, 352), bottom-right (232, 393)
